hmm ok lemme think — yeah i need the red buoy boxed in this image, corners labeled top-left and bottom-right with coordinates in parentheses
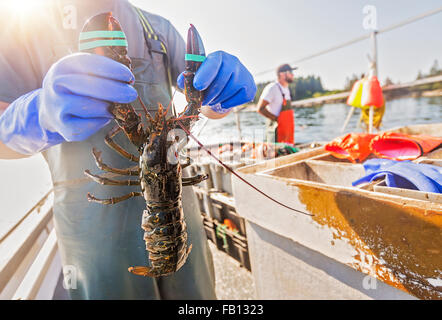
top-left (361, 75), bottom-right (384, 108)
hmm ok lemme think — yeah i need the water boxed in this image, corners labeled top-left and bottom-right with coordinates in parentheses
top-left (194, 96), bottom-right (442, 145)
top-left (0, 97), bottom-right (441, 236)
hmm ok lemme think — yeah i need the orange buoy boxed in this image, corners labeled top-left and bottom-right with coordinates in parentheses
top-left (277, 109), bottom-right (294, 144)
top-left (361, 75), bottom-right (384, 108)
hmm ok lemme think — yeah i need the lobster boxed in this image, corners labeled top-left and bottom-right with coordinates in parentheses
top-left (80, 12), bottom-right (208, 277)
top-left (80, 12), bottom-right (313, 278)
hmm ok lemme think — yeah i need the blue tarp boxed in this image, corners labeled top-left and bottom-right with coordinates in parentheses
top-left (352, 159), bottom-right (442, 194)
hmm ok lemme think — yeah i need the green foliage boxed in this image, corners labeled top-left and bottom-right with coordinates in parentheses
top-left (412, 59), bottom-right (442, 91)
top-left (291, 75), bottom-right (324, 100)
top-left (416, 70), bottom-right (424, 80)
top-left (344, 73), bottom-right (365, 91)
top-left (253, 81), bottom-right (271, 104)
top-left (417, 59), bottom-right (442, 80)
top-left (413, 81), bottom-right (442, 91)
top-left (384, 77), bottom-right (394, 86)
top-left (429, 60), bottom-right (441, 76)
top-left (432, 82), bottom-right (442, 90)
top-left (251, 58), bottom-right (442, 105)
top-left (312, 90), bottom-right (344, 98)
top-left (253, 75), bottom-right (325, 103)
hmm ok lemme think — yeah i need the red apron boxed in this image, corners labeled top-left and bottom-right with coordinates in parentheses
top-left (276, 85), bottom-right (294, 144)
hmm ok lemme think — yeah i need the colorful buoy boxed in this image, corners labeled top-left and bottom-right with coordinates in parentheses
top-left (346, 79), bottom-right (365, 108)
top-left (361, 75), bottom-right (384, 108)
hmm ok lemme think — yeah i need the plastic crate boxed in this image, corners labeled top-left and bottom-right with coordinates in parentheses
top-left (209, 192), bottom-right (246, 236)
top-left (193, 186), bottom-right (218, 220)
top-left (201, 213), bottom-right (251, 271)
top-left (209, 161), bottom-right (247, 195)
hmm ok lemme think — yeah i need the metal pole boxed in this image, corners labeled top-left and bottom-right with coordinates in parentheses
top-left (234, 108), bottom-right (242, 141)
top-left (341, 106), bottom-right (355, 133)
top-left (368, 31), bottom-right (378, 133)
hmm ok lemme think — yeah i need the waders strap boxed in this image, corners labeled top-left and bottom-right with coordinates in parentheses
top-left (133, 6), bottom-right (176, 116)
top-left (276, 83), bottom-right (292, 111)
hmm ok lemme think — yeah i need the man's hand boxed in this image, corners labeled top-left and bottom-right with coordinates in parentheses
top-left (0, 53), bottom-right (137, 155)
top-left (257, 99), bottom-right (278, 122)
top-left (177, 51), bottom-right (256, 116)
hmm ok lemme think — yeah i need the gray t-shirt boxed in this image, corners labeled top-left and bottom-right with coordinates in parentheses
top-left (0, 0), bottom-right (185, 103)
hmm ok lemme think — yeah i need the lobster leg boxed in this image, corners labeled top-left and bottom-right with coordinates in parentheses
top-left (180, 157), bottom-right (192, 169)
top-left (84, 170), bottom-right (140, 186)
top-left (87, 191), bottom-right (143, 205)
top-left (105, 126), bottom-right (140, 162)
top-left (91, 148), bottom-right (140, 176)
top-left (182, 174), bottom-right (209, 186)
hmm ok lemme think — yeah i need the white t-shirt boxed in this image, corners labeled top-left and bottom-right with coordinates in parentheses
top-left (259, 82), bottom-right (291, 117)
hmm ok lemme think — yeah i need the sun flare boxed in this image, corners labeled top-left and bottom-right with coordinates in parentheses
top-left (3, 0), bottom-right (48, 15)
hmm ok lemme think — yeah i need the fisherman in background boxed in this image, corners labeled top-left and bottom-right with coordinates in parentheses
top-left (257, 64), bottom-right (296, 144)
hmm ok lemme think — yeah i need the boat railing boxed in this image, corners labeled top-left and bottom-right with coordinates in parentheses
top-left (0, 188), bottom-right (59, 300)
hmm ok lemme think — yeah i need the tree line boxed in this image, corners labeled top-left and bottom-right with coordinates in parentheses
top-left (252, 75), bottom-right (325, 104)
top-left (252, 59), bottom-right (441, 103)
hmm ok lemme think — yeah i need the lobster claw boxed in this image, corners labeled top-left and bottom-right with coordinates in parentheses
top-left (178, 24), bottom-right (206, 130)
top-left (79, 12), bottom-right (131, 69)
top-left (185, 24), bottom-right (206, 72)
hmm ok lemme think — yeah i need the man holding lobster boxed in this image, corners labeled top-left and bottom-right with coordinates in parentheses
top-left (0, 0), bottom-right (256, 299)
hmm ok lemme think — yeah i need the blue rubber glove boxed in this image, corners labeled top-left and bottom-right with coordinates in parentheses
top-left (177, 51), bottom-right (256, 113)
top-left (0, 53), bottom-right (137, 155)
top-left (352, 159), bottom-right (442, 193)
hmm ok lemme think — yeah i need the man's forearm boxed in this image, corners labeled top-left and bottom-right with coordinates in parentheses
top-left (258, 106), bottom-right (278, 122)
top-left (0, 101), bottom-right (8, 113)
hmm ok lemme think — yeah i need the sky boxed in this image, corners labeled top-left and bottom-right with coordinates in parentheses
top-left (131, 0), bottom-right (442, 90)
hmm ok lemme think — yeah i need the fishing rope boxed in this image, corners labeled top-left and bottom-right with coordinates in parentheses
top-left (148, 85), bottom-right (313, 216)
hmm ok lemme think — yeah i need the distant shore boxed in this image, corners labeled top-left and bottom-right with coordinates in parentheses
top-left (241, 77), bottom-right (442, 110)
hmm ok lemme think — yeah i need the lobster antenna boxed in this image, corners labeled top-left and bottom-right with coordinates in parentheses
top-left (164, 89), bottom-right (177, 118)
top-left (164, 88), bottom-right (310, 216)
top-left (176, 120), bottom-right (313, 217)
top-left (138, 96), bottom-right (150, 119)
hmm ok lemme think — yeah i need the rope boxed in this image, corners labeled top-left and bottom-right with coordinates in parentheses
top-left (254, 6), bottom-right (442, 78)
top-left (176, 119), bottom-right (313, 217)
